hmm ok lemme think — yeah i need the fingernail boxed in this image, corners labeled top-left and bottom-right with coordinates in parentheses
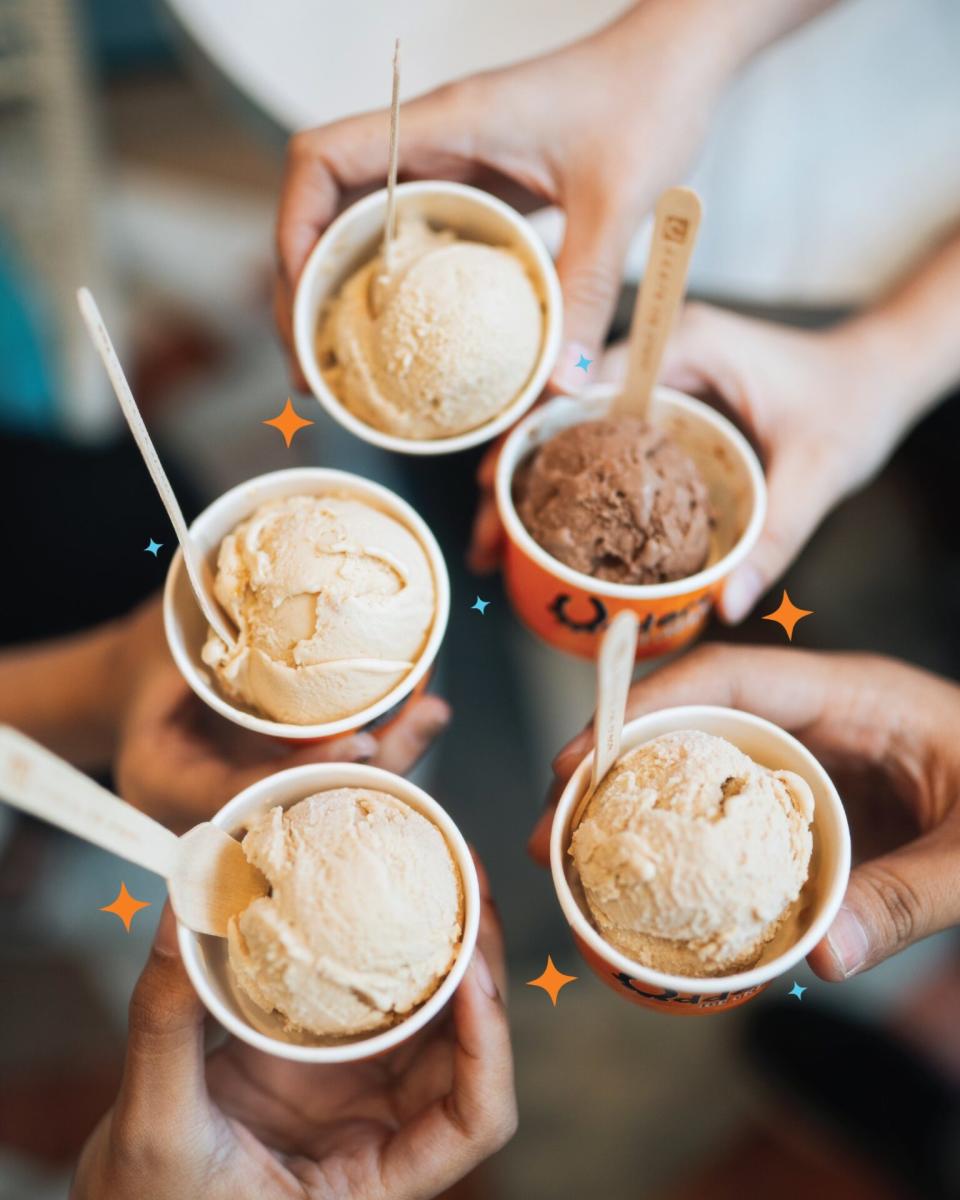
top-left (472, 948), bottom-right (499, 1000)
top-left (825, 906), bottom-right (869, 977)
top-left (153, 906), bottom-right (180, 959)
top-left (349, 733), bottom-right (379, 761)
top-left (550, 342), bottom-right (594, 395)
top-left (721, 564), bottom-right (763, 624)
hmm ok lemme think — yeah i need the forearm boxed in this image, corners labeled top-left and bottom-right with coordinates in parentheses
top-left (836, 226), bottom-right (960, 433)
top-left (607, 0), bottom-right (840, 84)
top-left (0, 619), bottom-right (128, 771)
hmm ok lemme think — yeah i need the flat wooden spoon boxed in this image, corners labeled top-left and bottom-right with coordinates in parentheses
top-left (0, 726), bottom-right (266, 936)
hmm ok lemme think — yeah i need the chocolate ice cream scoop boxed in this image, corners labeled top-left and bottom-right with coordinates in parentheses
top-left (513, 416), bottom-right (711, 585)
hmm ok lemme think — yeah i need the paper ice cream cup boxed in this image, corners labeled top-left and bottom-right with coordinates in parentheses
top-left (293, 180), bottom-right (562, 456)
top-left (163, 467), bottom-right (450, 741)
top-left (178, 761), bottom-right (480, 1062)
top-left (551, 706), bottom-right (851, 1014)
top-left (496, 384), bottom-right (766, 658)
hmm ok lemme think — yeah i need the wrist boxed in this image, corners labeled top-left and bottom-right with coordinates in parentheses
top-left (620, 0), bottom-right (832, 84)
top-left (829, 311), bottom-right (939, 443)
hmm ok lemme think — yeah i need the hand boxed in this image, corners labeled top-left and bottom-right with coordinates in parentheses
top-left (532, 644), bottom-right (960, 981)
top-left (599, 303), bottom-right (910, 621)
top-left (72, 865), bottom-right (515, 1200)
top-left (113, 599), bottom-right (451, 831)
top-left (276, 1), bottom-right (741, 393)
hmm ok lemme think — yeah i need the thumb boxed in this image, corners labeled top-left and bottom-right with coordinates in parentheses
top-left (808, 831), bottom-right (960, 981)
top-left (550, 187), bottom-right (633, 395)
top-left (720, 447), bottom-right (831, 624)
top-left (116, 905), bottom-right (210, 1136)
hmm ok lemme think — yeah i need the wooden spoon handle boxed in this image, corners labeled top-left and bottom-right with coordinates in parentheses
top-left (571, 611), bottom-right (639, 828)
top-left (76, 287), bottom-right (235, 647)
top-left (619, 186), bottom-right (703, 418)
top-left (0, 726), bottom-right (179, 878)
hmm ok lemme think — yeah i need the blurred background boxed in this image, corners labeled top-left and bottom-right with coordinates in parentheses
top-left (1, 2), bottom-right (958, 1198)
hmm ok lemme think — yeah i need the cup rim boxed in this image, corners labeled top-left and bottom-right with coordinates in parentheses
top-left (292, 179), bottom-right (563, 456)
top-left (495, 384), bottom-right (767, 599)
top-left (550, 705), bottom-right (852, 995)
top-left (162, 467), bottom-right (450, 739)
top-left (178, 762), bottom-right (481, 1063)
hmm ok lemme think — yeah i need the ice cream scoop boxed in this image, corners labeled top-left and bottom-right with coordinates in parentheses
top-left (227, 787), bottom-right (463, 1038)
top-left (317, 216), bottom-right (544, 439)
top-left (571, 730), bottom-right (814, 977)
top-left (201, 493), bottom-right (435, 725)
top-left (513, 415), bottom-right (712, 585)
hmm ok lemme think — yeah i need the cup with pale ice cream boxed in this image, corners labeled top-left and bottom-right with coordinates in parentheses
top-left (293, 180), bottom-right (562, 455)
top-left (163, 467), bottom-right (449, 740)
top-left (495, 383), bottom-right (766, 658)
top-left (178, 760), bottom-right (480, 1061)
top-left (551, 706), bottom-right (850, 1014)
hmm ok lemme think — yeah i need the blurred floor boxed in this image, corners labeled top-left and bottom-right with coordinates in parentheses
top-left (1, 55), bottom-right (958, 1200)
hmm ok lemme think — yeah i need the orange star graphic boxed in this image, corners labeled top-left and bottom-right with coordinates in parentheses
top-left (263, 397), bottom-right (314, 447)
top-left (527, 955), bottom-right (577, 1006)
top-left (762, 590), bottom-right (814, 641)
top-left (100, 882), bottom-right (151, 932)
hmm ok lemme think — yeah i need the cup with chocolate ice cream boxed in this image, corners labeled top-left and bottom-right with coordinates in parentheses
top-left (163, 467), bottom-right (449, 742)
top-left (495, 383), bottom-right (766, 657)
top-left (294, 181), bottom-right (562, 455)
top-left (551, 706), bottom-right (850, 1014)
top-left (178, 760), bottom-right (480, 1061)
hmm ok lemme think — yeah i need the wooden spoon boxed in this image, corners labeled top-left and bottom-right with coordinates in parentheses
top-left (76, 287), bottom-right (236, 648)
top-left (571, 610), bottom-right (639, 828)
top-left (617, 186), bottom-right (703, 418)
top-left (0, 726), bottom-right (265, 936)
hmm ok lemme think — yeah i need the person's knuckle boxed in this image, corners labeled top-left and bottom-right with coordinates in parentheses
top-left (287, 128), bottom-right (316, 163)
top-left (866, 863), bottom-right (922, 951)
top-left (564, 259), bottom-right (620, 311)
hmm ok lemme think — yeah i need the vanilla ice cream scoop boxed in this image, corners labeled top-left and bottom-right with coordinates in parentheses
top-left (227, 788), bottom-right (463, 1038)
top-left (571, 730), bottom-right (815, 977)
top-left (317, 216), bottom-right (544, 439)
top-left (201, 494), bottom-right (435, 725)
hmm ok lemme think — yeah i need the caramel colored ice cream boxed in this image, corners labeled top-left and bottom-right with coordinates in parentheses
top-left (317, 216), bottom-right (543, 439)
top-left (228, 789), bottom-right (463, 1038)
top-left (201, 494), bottom-right (434, 725)
top-left (514, 416), bottom-right (711, 584)
top-left (571, 731), bottom-right (814, 977)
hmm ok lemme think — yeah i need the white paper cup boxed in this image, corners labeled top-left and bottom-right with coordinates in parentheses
top-left (496, 384), bottom-right (766, 658)
top-left (178, 761), bottom-right (480, 1062)
top-left (293, 180), bottom-right (563, 456)
top-left (163, 467), bottom-right (450, 740)
top-left (551, 706), bottom-right (851, 1014)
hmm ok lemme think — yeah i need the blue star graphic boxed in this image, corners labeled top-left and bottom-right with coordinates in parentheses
top-left (788, 981), bottom-right (806, 1000)
top-left (471, 596), bottom-right (490, 614)
top-left (575, 354), bottom-right (593, 372)
top-left (144, 538), bottom-right (163, 557)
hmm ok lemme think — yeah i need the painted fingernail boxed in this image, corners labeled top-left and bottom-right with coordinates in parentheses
top-left (721, 564), bottom-right (763, 624)
top-left (473, 948), bottom-right (499, 999)
top-left (350, 733), bottom-right (379, 761)
top-left (550, 342), bottom-right (594, 395)
top-left (825, 906), bottom-right (869, 977)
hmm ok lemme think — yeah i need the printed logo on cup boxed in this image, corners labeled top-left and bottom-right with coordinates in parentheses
top-left (612, 971), bottom-right (767, 1011)
top-left (547, 592), bottom-right (712, 643)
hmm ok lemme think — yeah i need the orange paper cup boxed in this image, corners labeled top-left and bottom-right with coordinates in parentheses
top-left (163, 467), bottom-right (450, 742)
top-left (551, 706), bottom-right (851, 1014)
top-left (495, 384), bottom-right (766, 658)
top-left (293, 180), bottom-right (562, 457)
top-left (179, 761), bottom-right (479, 1062)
